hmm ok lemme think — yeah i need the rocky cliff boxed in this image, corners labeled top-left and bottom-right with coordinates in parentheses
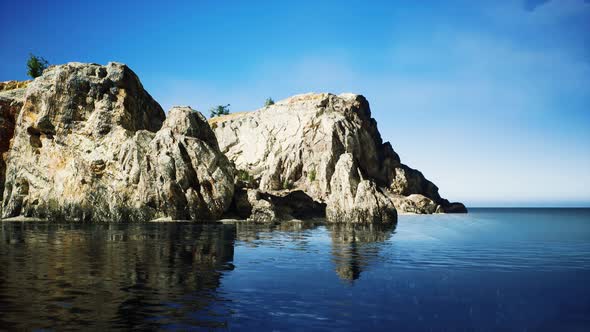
top-left (211, 93), bottom-right (466, 221)
top-left (0, 62), bottom-right (465, 224)
top-left (0, 87), bottom-right (26, 201)
top-left (0, 80), bottom-right (31, 92)
top-left (1, 63), bottom-right (234, 221)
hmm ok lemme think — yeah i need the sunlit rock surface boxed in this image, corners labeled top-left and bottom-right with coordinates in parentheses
top-left (326, 153), bottom-right (397, 223)
top-left (211, 92), bottom-right (466, 221)
top-left (1, 63), bottom-right (234, 221)
top-left (0, 63), bottom-right (465, 223)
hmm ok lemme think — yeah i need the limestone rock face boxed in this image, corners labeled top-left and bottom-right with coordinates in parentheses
top-left (0, 80), bottom-right (31, 92)
top-left (211, 93), bottom-right (465, 220)
top-left (0, 88), bottom-right (25, 202)
top-left (1, 63), bottom-right (234, 221)
top-left (211, 93), bottom-right (395, 201)
top-left (126, 107), bottom-right (235, 221)
top-left (326, 154), bottom-right (397, 223)
top-left (387, 193), bottom-right (438, 214)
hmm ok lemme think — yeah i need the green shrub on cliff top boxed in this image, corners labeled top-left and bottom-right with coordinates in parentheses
top-left (264, 97), bottom-right (275, 107)
top-left (209, 104), bottom-right (230, 118)
top-left (27, 54), bottom-right (49, 78)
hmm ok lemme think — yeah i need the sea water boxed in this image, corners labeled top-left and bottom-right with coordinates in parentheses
top-left (0, 208), bottom-right (588, 331)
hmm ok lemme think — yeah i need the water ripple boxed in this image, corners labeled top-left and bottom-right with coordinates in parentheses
top-left (0, 209), bottom-right (589, 330)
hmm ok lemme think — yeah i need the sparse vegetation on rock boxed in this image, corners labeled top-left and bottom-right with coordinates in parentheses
top-left (209, 104), bottom-right (230, 118)
top-left (264, 97), bottom-right (275, 107)
top-left (308, 169), bottom-right (316, 182)
top-left (236, 169), bottom-right (255, 187)
top-left (282, 179), bottom-right (293, 190)
top-left (26, 54), bottom-right (49, 78)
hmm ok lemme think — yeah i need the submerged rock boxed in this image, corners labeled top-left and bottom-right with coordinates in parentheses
top-left (1, 63), bottom-right (234, 221)
top-left (211, 93), bottom-right (466, 222)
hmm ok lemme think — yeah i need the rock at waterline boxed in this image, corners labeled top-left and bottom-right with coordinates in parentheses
top-left (228, 188), bottom-right (326, 223)
top-left (1, 62), bottom-right (234, 221)
top-left (1, 62), bottom-right (465, 223)
top-left (211, 92), bottom-right (466, 222)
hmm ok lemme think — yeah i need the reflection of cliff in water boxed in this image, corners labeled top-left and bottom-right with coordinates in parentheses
top-left (0, 222), bottom-right (235, 330)
top-left (234, 220), bottom-right (323, 248)
top-left (327, 223), bottom-right (396, 282)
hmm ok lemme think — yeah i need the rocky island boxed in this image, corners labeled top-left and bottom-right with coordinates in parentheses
top-left (0, 62), bottom-right (465, 223)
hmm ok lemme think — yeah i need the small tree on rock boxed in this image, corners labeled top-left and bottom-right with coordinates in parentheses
top-left (264, 97), bottom-right (275, 107)
top-left (27, 54), bottom-right (49, 78)
top-left (209, 104), bottom-right (230, 118)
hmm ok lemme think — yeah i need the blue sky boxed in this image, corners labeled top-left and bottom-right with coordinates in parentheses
top-left (1, 0), bottom-right (589, 206)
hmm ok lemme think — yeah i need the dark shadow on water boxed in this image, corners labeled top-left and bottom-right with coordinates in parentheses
top-left (0, 222), bottom-right (235, 330)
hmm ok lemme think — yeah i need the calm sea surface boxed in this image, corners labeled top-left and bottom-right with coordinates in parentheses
top-left (0, 208), bottom-right (589, 331)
